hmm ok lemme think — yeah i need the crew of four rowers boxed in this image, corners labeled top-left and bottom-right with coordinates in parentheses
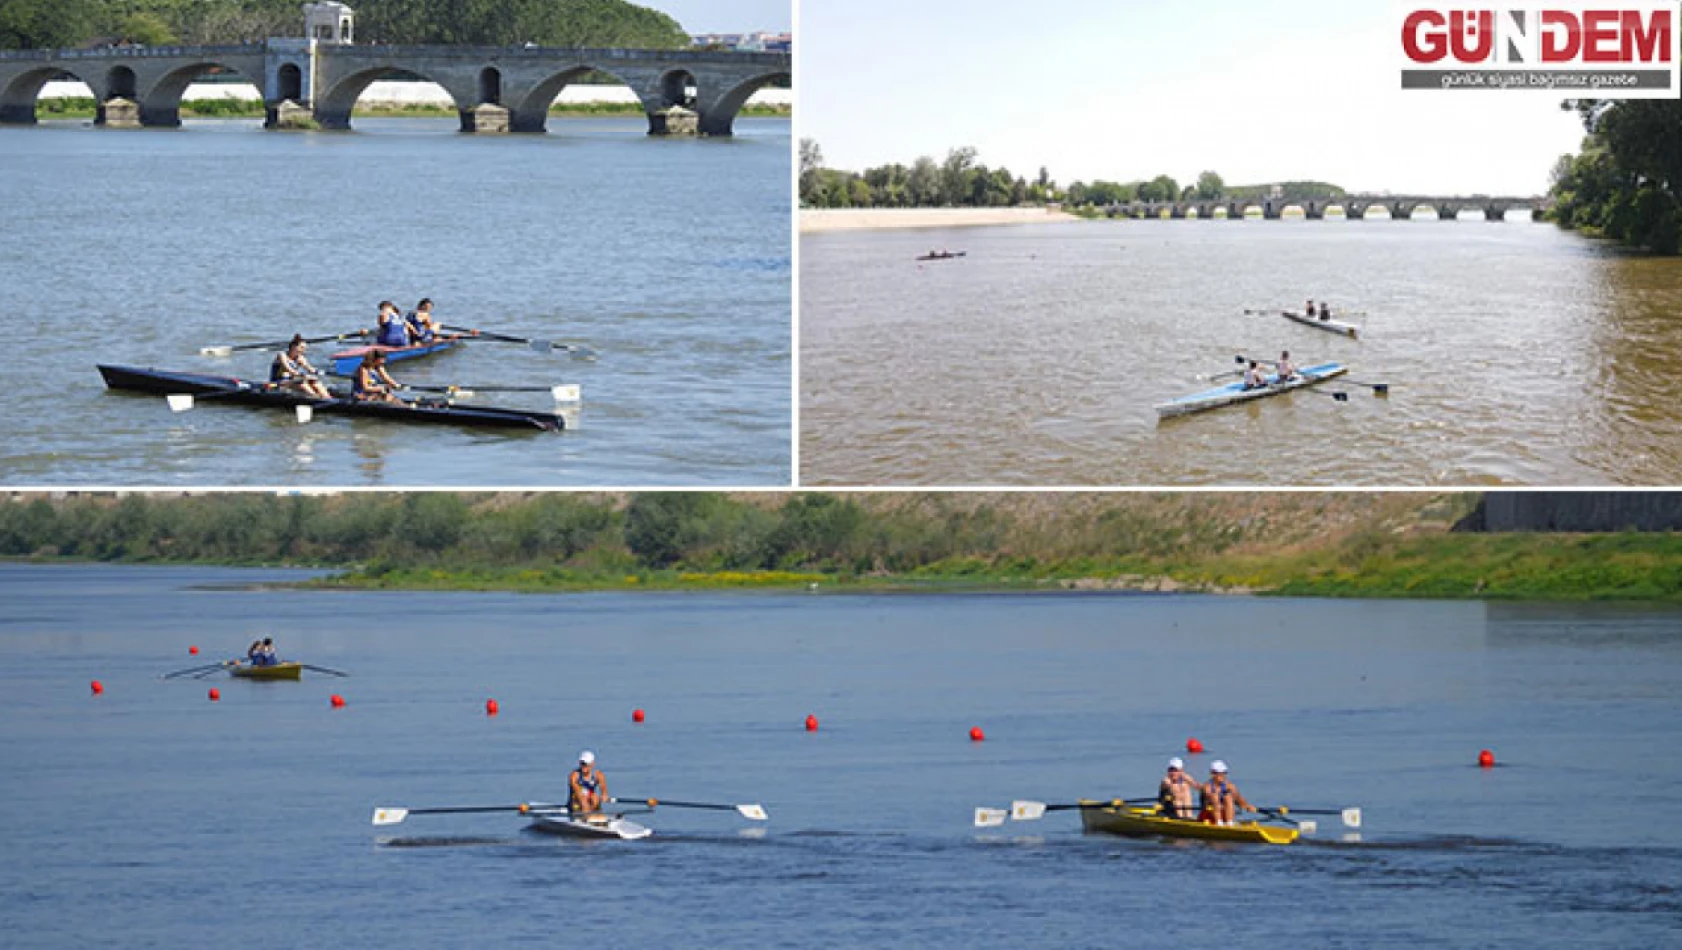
top-left (268, 299), bottom-right (439, 404)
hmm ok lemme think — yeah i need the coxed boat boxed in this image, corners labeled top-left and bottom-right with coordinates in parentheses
top-left (97, 365), bottom-right (566, 432)
top-left (1156, 361), bottom-right (1347, 419)
top-left (229, 662), bottom-right (303, 681)
top-left (1078, 801), bottom-right (1298, 845)
top-left (1280, 309), bottom-right (1359, 338)
top-left (328, 337), bottom-right (462, 377)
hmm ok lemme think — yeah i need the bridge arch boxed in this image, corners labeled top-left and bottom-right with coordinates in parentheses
top-left (314, 66), bottom-right (470, 131)
top-left (695, 69), bottom-right (788, 136)
top-left (507, 64), bottom-right (632, 134)
top-left (276, 63), bottom-right (303, 101)
top-left (478, 66), bottom-right (502, 105)
top-left (0, 66), bottom-right (90, 124)
top-left (658, 68), bottom-right (698, 109)
top-left (139, 60), bottom-right (266, 127)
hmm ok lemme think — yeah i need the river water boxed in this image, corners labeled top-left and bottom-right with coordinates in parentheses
top-left (0, 117), bottom-right (790, 486)
top-left (3, 563), bottom-right (1677, 948)
top-left (800, 221), bottom-right (1682, 486)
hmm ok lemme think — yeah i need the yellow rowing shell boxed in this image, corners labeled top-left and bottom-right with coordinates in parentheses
top-left (229, 662), bottom-right (303, 681)
top-left (1077, 801), bottom-right (1298, 845)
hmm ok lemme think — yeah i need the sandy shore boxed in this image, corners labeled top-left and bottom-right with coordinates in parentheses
top-left (799, 207), bottom-right (1084, 233)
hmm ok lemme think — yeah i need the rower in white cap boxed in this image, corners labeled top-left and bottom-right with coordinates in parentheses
top-left (569, 750), bottom-right (608, 818)
top-left (1200, 760), bottom-right (1255, 826)
top-left (1157, 757), bottom-right (1200, 819)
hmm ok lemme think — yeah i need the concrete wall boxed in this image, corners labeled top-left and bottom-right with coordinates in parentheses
top-left (1458, 493), bottom-right (1682, 532)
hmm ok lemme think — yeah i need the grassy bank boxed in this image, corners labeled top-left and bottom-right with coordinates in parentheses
top-left (34, 97), bottom-right (789, 121)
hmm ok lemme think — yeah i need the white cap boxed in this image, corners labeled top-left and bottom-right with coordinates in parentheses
top-left (1167, 757), bottom-right (1184, 770)
top-left (1210, 760), bottom-right (1228, 773)
top-left (579, 750), bottom-right (595, 764)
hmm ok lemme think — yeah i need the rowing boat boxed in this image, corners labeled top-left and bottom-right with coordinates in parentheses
top-left (1280, 309), bottom-right (1359, 338)
top-left (1077, 801), bottom-right (1298, 845)
top-left (916, 251), bottom-right (967, 261)
top-left (527, 810), bottom-right (652, 840)
top-left (1156, 362), bottom-right (1347, 418)
top-left (229, 662), bottom-right (303, 681)
top-left (97, 365), bottom-right (567, 432)
top-left (328, 338), bottom-right (462, 377)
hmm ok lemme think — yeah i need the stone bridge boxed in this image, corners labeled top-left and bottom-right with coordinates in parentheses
top-left (0, 39), bottom-right (790, 135)
top-left (1107, 194), bottom-right (1550, 221)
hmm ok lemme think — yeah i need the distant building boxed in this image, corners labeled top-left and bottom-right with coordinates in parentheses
top-left (690, 31), bottom-right (791, 52)
top-left (304, 2), bottom-right (355, 45)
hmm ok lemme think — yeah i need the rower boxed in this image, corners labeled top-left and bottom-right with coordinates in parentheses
top-left (352, 350), bottom-right (402, 404)
top-left (374, 300), bottom-right (411, 348)
top-left (569, 751), bottom-right (608, 818)
top-left (247, 638), bottom-right (264, 664)
top-left (1275, 350), bottom-right (1299, 381)
top-left (1303, 298), bottom-right (1314, 319)
top-left (1200, 760), bottom-right (1255, 826)
top-left (1318, 301), bottom-right (1332, 321)
top-left (1242, 360), bottom-right (1269, 390)
top-left (270, 335), bottom-right (331, 400)
top-left (406, 298), bottom-right (439, 344)
top-left (1158, 757), bottom-right (1200, 820)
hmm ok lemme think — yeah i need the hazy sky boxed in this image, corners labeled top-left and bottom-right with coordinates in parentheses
top-left (652, 0), bottom-right (791, 34)
top-left (800, 0), bottom-right (1590, 194)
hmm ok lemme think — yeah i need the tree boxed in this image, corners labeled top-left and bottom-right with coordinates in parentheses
top-left (940, 146), bottom-right (978, 207)
top-left (0, 0), bottom-right (98, 48)
top-left (799, 138), bottom-right (823, 205)
top-left (907, 156), bottom-right (941, 206)
top-left (1193, 170), bottom-right (1225, 200)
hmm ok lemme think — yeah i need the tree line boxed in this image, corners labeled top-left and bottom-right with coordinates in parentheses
top-left (0, 0), bottom-right (689, 49)
top-left (1549, 99), bottom-right (1682, 255)
top-left (800, 140), bottom-right (1343, 210)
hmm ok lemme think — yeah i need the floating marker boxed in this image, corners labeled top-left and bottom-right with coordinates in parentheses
top-left (969, 726), bottom-right (985, 742)
top-left (486, 698), bottom-right (499, 716)
top-left (330, 694), bottom-right (346, 709)
top-left (188, 646), bottom-right (199, 655)
top-left (632, 708), bottom-right (645, 723)
top-left (208, 688), bottom-right (220, 702)
top-left (1478, 749), bottom-right (1494, 768)
top-left (804, 714), bottom-right (819, 732)
top-left (90, 680), bottom-right (104, 696)
top-left (1187, 737), bottom-right (1204, 754)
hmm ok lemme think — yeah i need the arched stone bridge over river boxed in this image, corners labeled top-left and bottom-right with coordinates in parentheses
top-left (1108, 194), bottom-right (1549, 221)
top-left (0, 39), bottom-right (789, 135)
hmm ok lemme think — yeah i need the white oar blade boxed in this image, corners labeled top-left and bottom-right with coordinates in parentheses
top-left (1010, 800), bottom-right (1048, 821)
top-left (551, 384), bottom-right (582, 404)
top-left (371, 807), bottom-right (409, 826)
top-left (737, 803), bottom-right (768, 821)
top-left (1343, 807), bottom-right (1362, 829)
top-left (166, 394), bottom-right (195, 413)
top-left (1297, 820), bottom-right (1318, 835)
top-left (974, 807), bottom-right (1008, 828)
top-left (199, 345), bottom-right (233, 357)
top-left (296, 405), bottom-right (313, 425)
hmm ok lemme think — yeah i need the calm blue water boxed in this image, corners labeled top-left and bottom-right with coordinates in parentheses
top-left (1, 563), bottom-right (1678, 947)
top-left (0, 117), bottom-right (790, 486)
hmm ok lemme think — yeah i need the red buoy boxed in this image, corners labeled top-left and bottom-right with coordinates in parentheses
top-left (969, 726), bottom-right (985, 742)
top-left (90, 680), bottom-right (104, 695)
top-left (485, 698), bottom-right (499, 716)
top-left (1478, 749), bottom-right (1495, 768)
top-left (188, 645), bottom-right (199, 655)
top-left (632, 708), bottom-right (645, 723)
top-left (804, 714), bottom-right (819, 732)
top-left (208, 688), bottom-right (220, 702)
top-left (330, 694), bottom-right (346, 708)
top-left (1186, 737), bottom-right (1204, 754)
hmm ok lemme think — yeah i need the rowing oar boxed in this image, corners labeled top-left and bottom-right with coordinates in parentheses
top-left (441, 325), bottom-right (598, 361)
top-left (611, 797), bottom-right (769, 820)
top-left (162, 660), bottom-right (235, 679)
top-left (1257, 806), bottom-right (1362, 827)
top-left (198, 330), bottom-right (369, 358)
top-left (401, 383), bottom-right (582, 404)
top-left (372, 803), bottom-right (558, 826)
top-left (977, 798), bottom-right (1160, 826)
top-left (300, 663), bottom-right (349, 677)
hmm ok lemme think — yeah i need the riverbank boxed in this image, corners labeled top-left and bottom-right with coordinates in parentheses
top-left (799, 207), bottom-right (1084, 233)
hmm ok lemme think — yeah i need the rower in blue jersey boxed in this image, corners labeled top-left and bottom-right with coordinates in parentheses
top-left (374, 300), bottom-right (411, 348)
top-left (406, 298), bottom-right (439, 344)
top-left (352, 349), bottom-right (403, 404)
top-left (569, 750), bottom-right (608, 817)
top-left (269, 335), bottom-right (331, 399)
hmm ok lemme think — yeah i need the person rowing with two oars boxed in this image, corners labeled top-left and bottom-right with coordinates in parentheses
top-left (569, 750), bottom-right (608, 818)
top-left (1275, 350), bottom-right (1299, 382)
top-left (1158, 757), bottom-right (1200, 819)
top-left (406, 298), bottom-right (439, 344)
top-left (270, 335), bottom-right (331, 399)
top-left (352, 350), bottom-right (403, 404)
top-left (1318, 301), bottom-right (1333, 321)
top-left (1200, 760), bottom-right (1256, 827)
top-left (1241, 360), bottom-right (1270, 390)
top-left (374, 300), bottom-right (412, 348)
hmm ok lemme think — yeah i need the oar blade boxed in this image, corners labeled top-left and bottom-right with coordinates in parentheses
top-left (528, 339), bottom-right (552, 354)
top-left (199, 345), bottom-right (234, 357)
top-left (567, 345), bottom-right (599, 362)
top-left (737, 803), bottom-right (769, 821)
top-left (1298, 820), bottom-right (1318, 835)
top-left (551, 384), bottom-right (582, 404)
top-left (371, 808), bottom-right (409, 826)
top-left (1343, 807), bottom-right (1362, 828)
top-left (166, 394), bottom-right (195, 413)
top-left (974, 807), bottom-right (1008, 828)
top-left (1010, 800), bottom-right (1048, 821)
top-left (296, 405), bottom-right (313, 425)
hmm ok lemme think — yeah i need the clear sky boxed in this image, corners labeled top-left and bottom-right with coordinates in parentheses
top-left (800, 0), bottom-right (1590, 195)
top-left (650, 0), bottom-right (791, 34)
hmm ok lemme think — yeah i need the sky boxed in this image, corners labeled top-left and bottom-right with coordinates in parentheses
top-left (650, 0), bottom-right (791, 34)
top-left (799, 0), bottom-right (1593, 195)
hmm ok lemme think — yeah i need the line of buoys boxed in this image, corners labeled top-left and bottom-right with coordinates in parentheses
top-left (208, 688), bottom-right (220, 702)
top-left (485, 698), bottom-right (499, 717)
top-left (632, 708), bottom-right (645, 723)
top-left (1478, 749), bottom-right (1495, 768)
top-left (804, 714), bottom-right (819, 732)
top-left (90, 680), bottom-right (104, 696)
top-left (330, 694), bottom-right (346, 709)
